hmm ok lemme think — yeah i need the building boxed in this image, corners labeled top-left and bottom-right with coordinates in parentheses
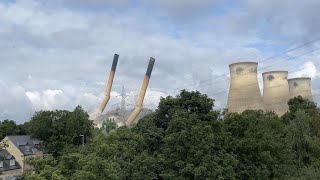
top-left (227, 62), bottom-right (264, 113)
top-left (1, 135), bottom-right (45, 175)
top-left (288, 77), bottom-right (314, 102)
top-left (0, 149), bottom-right (20, 180)
top-left (262, 71), bottom-right (290, 116)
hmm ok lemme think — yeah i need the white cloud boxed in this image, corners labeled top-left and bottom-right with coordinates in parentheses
top-left (1, 0), bottom-right (88, 37)
top-left (26, 89), bottom-right (64, 110)
top-left (1, 0), bottom-right (320, 122)
top-left (144, 90), bottom-right (168, 108)
top-left (141, 0), bottom-right (217, 19)
top-left (62, 0), bottom-right (131, 8)
top-left (291, 61), bottom-right (319, 78)
top-left (0, 82), bottom-right (33, 122)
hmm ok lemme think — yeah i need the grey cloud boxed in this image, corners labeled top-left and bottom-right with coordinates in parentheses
top-left (229, 0), bottom-right (320, 40)
top-left (141, 0), bottom-right (219, 19)
top-left (0, 81), bottom-right (33, 123)
top-left (57, 0), bottom-right (132, 10)
top-left (50, 29), bottom-right (96, 49)
top-left (1, 0), bottom-right (320, 122)
top-left (60, 0), bottom-right (219, 20)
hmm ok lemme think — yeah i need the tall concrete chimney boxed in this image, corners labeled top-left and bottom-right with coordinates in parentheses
top-left (126, 57), bottom-right (155, 126)
top-left (227, 62), bottom-right (264, 113)
top-left (262, 71), bottom-right (290, 116)
top-left (97, 54), bottom-right (119, 114)
top-left (288, 77), bottom-right (313, 102)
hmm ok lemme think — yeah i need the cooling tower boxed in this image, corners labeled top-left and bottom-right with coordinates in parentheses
top-left (97, 54), bottom-right (119, 114)
top-left (126, 57), bottom-right (155, 126)
top-left (288, 77), bottom-right (313, 102)
top-left (227, 62), bottom-right (264, 113)
top-left (262, 71), bottom-right (290, 116)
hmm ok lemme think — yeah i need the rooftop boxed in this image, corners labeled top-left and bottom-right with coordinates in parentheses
top-left (229, 62), bottom-right (258, 67)
top-left (0, 149), bottom-right (21, 172)
top-left (6, 135), bottom-right (43, 156)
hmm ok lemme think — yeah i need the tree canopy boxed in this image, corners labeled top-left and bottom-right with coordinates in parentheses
top-left (26, 105), bottom-right (94, 157)
top-left (0, 119), bottom-right (27, 140)
top-left (1, 92), bottom-right (320, 179)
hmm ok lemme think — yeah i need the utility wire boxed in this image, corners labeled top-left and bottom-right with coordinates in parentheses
top-left (183, 47), bottom-right (320, 92)
top-left (173, 38), bottom-right (320, 91)
top-left (85, 38), bottom-right (320, 113)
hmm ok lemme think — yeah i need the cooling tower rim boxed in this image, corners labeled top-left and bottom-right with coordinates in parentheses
top-left (288, 77), bottom-right (311, 81)
top-left (229, 62), bottom-right (258, 67)
top-left (262, 70), bottom-right (288, 75)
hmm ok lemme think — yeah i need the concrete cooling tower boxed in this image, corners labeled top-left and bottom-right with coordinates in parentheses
top-left (227, 62), bottom-right (264, 113)
top-left (262, 71), bottom-right (290, 116)
top-left (288, 77), bottom-right (313, 102)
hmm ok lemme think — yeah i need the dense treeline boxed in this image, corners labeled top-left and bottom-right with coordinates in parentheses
top-left (0, 106), bottom-right (93, 156)
top-left (0, 119), bottom-right (28, 140)
top-left (1, 90), bottom-right (320, 179)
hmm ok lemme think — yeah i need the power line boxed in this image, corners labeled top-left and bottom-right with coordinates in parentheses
top-left (173, 38), bottom-right (320, 91)
top-left (83, 38), bottom-right (320, 113)
top-left (183, 47), bottom-right (320, 92)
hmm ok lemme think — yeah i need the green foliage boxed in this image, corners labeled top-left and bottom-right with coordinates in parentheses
top-left (20, 91), bottom-right (320, 180)
top-left (288, 96), bottom-right (317, 113)
top-left (101, 118), bottom-right (118, 134)
top-left (155, 90), bottom-right (215, 129)
top-left (25, 155), bottom-right (58, 174)
top-left (71, 171), bottom-right (96, 180)
top-left (283, 96), bottom-right (319, 123)
top-left (27, 105), bottom-right (94, 157)
top-left (0, 119), bottom-right (27, 140)
top-left (224, 110), bottom-right (295, 179)
top-left (159, 112), bottom-right (237, 179)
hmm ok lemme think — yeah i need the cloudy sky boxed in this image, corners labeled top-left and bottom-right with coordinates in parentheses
top-left (1, 0), bottom-right (320, 123)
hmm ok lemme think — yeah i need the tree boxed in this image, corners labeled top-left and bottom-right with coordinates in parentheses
top-left (283, 96), bottom-right (318, 124)
top-left (101, 119), bottom-right (118, 134)
top-left (71, 171), bottom-right (96, 180)
top-left (20, 91), bottom-right (320, 180)
top-left (0, 119), bottom-right (26, 140)
top-left (93, 127), bottom-right (145, 179)
top-left (224, 110), bottom-right (295, 179)
top-left (158, 111), bottom-right (237, 179)
top-left (154, 90), bottom-right (215, 129)
top-left (23, 146), bottom-right (121, 179)
top-left (283, 97), bottom-right (320, 169)
top-left (135, 90), bottom-right (237, 179)
top-left (27, 106), bottom-right (94, 156)
top-left (288, 96), bottom-right (317, 113)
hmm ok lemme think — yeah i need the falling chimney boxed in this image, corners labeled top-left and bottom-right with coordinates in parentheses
top-left (288, 77), bottom-right (314, 102)
top-left (227, 62), bottom-right (264, 113)
top-left (262, 71), bottom-right (290, 116)
top-left (126, 57), bottom-right (155, 126)
top-left (97, 54), bottom-right (119, 114)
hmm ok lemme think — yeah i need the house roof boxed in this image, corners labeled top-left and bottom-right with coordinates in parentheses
top-left (6, 135), bottom-right (43, 156)
top-left (0, 149), bottom-right (21, 172)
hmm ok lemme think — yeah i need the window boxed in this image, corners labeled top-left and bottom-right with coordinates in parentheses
top-left (9, 176), bottom-right (18, 180)
top-left (25, 145), bottom-right (30, 152)
top-left (0, 161), bottom-right (3, 168)
top-left (10, 159), bottom-right (15, 166)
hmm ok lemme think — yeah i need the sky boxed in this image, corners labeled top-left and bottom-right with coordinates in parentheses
top-left (0, 0), bottom-right (320, 123)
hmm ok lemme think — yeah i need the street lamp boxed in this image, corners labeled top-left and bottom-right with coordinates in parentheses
top-left (79, 135), bottom-right (84, 146)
